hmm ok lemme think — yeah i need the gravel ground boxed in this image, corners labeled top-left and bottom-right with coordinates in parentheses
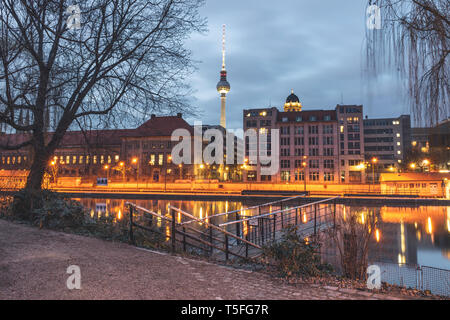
top-left (0, 219), bottom-right (419, 300)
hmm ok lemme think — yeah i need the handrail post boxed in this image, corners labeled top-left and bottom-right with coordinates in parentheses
top-left (273, 214), bottom-right (276, 241)
top-left (129, 205), bottom-right (135, 245)
top-left (183, 226), bottom-right (187, 252)
top-left (225, 234), bottom-right (229, 261)
top-left (209, 225), bottom-right (213, 255)
top-left (314, 204), bottom-right (317, 237)
top-left (245, 225), bottom-right (249, 259)
top-left (236, 212), bottom-right (241, 244)
top-left (171, 208), bottom-right (176, 253)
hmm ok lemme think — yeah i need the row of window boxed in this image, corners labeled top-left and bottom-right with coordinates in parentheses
top-left (280, 159), bottom-right (335, 169)
top-left (281, 171), bottom-right (335, 182)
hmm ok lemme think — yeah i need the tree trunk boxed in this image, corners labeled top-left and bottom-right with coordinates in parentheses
top-left (12, 145), bottom-right (50, 219)
top-left (25, 149), bottom-right (49, 192)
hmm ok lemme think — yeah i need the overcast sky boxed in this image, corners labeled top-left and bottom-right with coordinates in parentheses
top-left (183, 0), bottom-right (411, 129)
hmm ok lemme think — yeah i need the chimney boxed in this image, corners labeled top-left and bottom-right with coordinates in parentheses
top-left (151, 114), bottom-right (156, 119)
top-left (177, 113), bottom-right (182, 118)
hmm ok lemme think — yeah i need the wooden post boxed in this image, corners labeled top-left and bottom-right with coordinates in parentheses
top-left (260, 218), bottom-right (265, 245)
top-left (295, 208), bottom-right (298, 225)
top-left (209, 225), bottom-right (213, 255)
top-left (171, 209), bottom-right (176, 253)
top-left (129, 205), bottom-right (135, 245)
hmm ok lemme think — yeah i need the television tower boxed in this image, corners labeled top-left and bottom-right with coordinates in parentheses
top-left (216, 24), bottom-right (230, 129)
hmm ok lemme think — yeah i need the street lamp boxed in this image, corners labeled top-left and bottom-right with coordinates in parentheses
top-left (132, 157), bottom-right (139, 187)
top-left (410, 163), bottom-right (416, 171)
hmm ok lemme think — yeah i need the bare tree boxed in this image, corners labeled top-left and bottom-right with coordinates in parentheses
top-left (0, 0), bottom-right (205, 197)
top-left (365, 0), bottom-right (449, 126)
top-left (325, 208), bottom-right (378, 280)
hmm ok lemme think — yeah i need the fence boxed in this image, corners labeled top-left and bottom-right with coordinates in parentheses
top-left (370, 261), bottom-right (450, 297)
top-left (126, 196), bottom-right (339, 261)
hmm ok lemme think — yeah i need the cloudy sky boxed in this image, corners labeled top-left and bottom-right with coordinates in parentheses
top-left (183, 0), bottom-right (410, 129)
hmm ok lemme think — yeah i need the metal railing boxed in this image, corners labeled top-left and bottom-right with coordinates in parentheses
top-left (370, 261), bottom-right (450, 297)
top-left (125, 196), bottom-right (339, 261)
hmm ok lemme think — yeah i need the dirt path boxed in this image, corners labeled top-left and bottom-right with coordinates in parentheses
top-left (0, 219), bottom-right (411, 300)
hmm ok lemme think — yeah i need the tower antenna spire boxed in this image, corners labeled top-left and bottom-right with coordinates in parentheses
top-left (222, 24), bottom-right (226, 70)
top-left (217, 24), bottom-right (230, 129)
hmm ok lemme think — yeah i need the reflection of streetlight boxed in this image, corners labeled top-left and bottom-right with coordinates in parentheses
top-left (164, 155), bottom-right (172, 192)
top-left (410, 163), bottom-right (416, 170)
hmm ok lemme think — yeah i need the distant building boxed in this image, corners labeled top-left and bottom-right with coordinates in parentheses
top-left (380, 172), bottom-right (450, 198)
top-left (363, 115), bottom-right (411, 181)
top-left (0, 114), bottom-right (196, 183)
top-left (410, 118), bottom-right (450, 171)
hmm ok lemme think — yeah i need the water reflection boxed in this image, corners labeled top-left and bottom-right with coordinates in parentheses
top-left (75, 197), bottom-right (450, 269)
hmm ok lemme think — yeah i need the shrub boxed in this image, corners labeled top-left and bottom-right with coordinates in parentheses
top-left (263, 225), bottom-right (332, 278)
top-left (9, 189), bottom-right (85, 229)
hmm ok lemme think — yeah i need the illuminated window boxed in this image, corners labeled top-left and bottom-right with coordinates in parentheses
top-left (149, 154), bottom-right (155, 166)
top-left (79, 156), bottom-right (84, 164)
top-left (93, 156), bottom-right (97, 164)
top-left (397, 142), bottom-right (401, 146)
top-left (158, 154), bottom-right (163, 166)
top-left (65, 155), bottom-right (70, 164)
top-left (100, 155), bottom-right (104, 164)
top-left (18, 156), bottom-right (21, 164)
top-left (7, 157), bottom-right (10, 164)
top-left (396, 133), bottom-right (401, 137)
top-left (115, 155), bottom-right (120, 162)
top-left (108, 155), bottom-right (112, 164)
top-left (12, 157), bottom-right (16, 164)
top-left (86, 156), bottom-right (90, 164)
top-left (73, 156), bottom-right (77, 164)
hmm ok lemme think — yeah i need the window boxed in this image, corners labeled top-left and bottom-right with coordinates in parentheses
top-left (323, 148), bottom-right (334, 156)
top-left (323, 136), bottom-right (334, 145)
top-left (280, 126), bottom-right (290, 135)
top-left (324, 159), bottom-right (334, 169)
top-left (324, 173), bottom-right (334, 181)
top-left (281, 137), bottom-right (290, 146)
top-left (247, 171), bottom-right (257, 182)
top-left (281, 148), bottom-right (290, 156)
top-left (295, 126), bottom-right (304, 135)
top-left (309, 137), bottom-right (319, 145)
top-left (309, 172), bottom-right (319, 181)
top-left (294, 137), bottom-right (304, 146)
top-left (309, 148), bottom-right (319, 156)
top-left (308, 125), bottom-right (318, 134)
top-left (295, 148), bottom-right (305, 156)
top-left (323, 125), bottom-right (333, 134)
top-left (309, 159), bottom-right (319, 169)
top-left (281, 160), bottom-right (290, 169)
top-left (309, 116), bottom-right (317, 121)
top-left (282, 117), bottom-right (288, 122)
top-left (79, 156), bottom-right (84, 164)
top-left (158, 154), bottom-right (163, 165)
top-left (324, 115), bottom-right (331, 121)
top-left (281, 171), bottom-right (291, 182)
top-left (295, 171), bottom-right (305, 181)
top-left (149, 154), bottom-right (156, 165)
top-left (296, 116), bottom-right (302, 122)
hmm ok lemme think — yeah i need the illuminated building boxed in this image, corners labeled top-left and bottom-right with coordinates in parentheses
top-left (243, 93), bottom-right (365, 183)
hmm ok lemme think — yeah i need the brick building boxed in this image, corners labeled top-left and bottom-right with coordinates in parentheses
top-left (243, 91), bottom-right (366, 184)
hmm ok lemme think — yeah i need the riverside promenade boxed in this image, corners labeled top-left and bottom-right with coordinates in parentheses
top-left (0, 219), bottom-right (416, 300)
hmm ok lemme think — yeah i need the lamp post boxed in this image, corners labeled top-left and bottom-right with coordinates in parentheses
top-left (50, 160), bottom-right (58, 185)
top-left (164, 155), bottom-right (172, 192)
top-left (103, 165), bottom-right (110, 185)
top-left (132, 157), bottom-right (139, 188)
top-left (371, 157), bottom-right (378, 189)
top-left (119, 161), bottom-right (125, 183)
